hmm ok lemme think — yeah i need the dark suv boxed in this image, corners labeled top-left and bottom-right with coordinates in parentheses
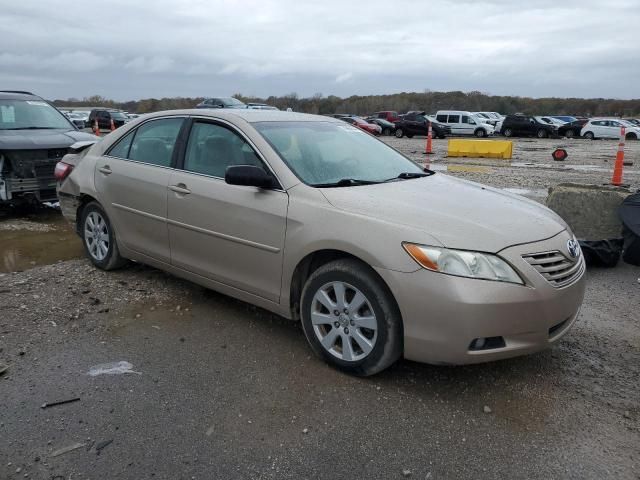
top-left (500, 115), bottom-right (557, 138)
top-left (394, 112), bottom-right (451, 139)
top-left (0, 90), bottom-right (96, 205)
top-left (87, 109), bottom-right (129, 131)
top-left (195, 97), bottom-right (247, 109)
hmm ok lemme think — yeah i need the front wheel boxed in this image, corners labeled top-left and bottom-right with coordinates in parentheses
top-left (382, 128), bottom-right (392, 136)
top-left (81, 202), bottom-right (127, 270)
top-left (394, 128), bottom-right (404, 138)
top-left (300, 259), bottom-right (403, 376)
top-left (626, 132), bottom-right (638, 140)
top-left (537, 129), bottom-right (548, 138)
top-left (503, 128), bottom-right (513, 137)
top-left (475, 128), bottom-right (487, 138)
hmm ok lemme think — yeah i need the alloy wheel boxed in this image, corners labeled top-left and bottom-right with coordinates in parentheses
top-left (310, 281), bottom-right (378, 362)
top-left (84, 211), bottom-right (110, 261)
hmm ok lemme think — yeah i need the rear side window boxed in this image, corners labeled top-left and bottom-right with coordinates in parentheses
top-left (447, 115), bottom-right (460, 123)
top-left (461, 115), bottom-right (469, 123)
top-left (436, 115), bottom-right (447, 122)
top-left (128, 118), bottom-right (184, 167)
top-left (183, 121), bottom-right (263, 178)
top-left (107, 131), bottom-right (135, 158)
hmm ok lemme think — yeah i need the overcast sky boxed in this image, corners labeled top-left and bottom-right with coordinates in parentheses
top-left (1, 0), bottom-right (638, 101)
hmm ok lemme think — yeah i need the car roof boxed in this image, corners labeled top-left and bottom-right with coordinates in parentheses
top-left (0, 90), bottom-right (41, 101)
top-left (141, 109), bottom-right (344, 124)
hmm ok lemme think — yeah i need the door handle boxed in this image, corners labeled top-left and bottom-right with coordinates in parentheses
top-left (98, 165), bottom-right (112, 175)
top-left (169, 184), bottom-right (191, 195)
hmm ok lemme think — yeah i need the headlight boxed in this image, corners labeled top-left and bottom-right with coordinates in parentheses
top-left (402, 243), bottom-right (523, 284)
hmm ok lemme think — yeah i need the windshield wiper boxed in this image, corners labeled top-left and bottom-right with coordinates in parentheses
top-left (382, 171), bottom-right (434, 183)
top-left (312, 178), bottom-right (382, 188)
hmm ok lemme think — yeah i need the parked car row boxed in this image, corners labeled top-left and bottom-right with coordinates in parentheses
top-left (195, 97), bottom-right (280, 110)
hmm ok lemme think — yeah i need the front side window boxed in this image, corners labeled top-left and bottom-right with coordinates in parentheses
top-left (183, 121), bottom-right (263, 177)
top-left (447, 115), bottom-right (460, 123)
top-left (255, 121), bottom-right (423, 186)
top-left (0, 99), bottom-right (73, 130)
top-left (107, 130), bottom-right (135, 159)
top-left (128, 118), bottom-right (184, 167)
top-left (436, 115), bottom-right (447, 122)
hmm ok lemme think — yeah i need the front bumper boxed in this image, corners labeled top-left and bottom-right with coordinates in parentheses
top-left (375, 231), bottom-right (586, 365)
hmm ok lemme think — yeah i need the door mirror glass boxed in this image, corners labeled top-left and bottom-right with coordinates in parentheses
top-left (225, 165), bottom-right (274, 188)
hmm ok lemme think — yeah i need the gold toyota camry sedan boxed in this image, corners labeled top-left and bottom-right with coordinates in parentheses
top-left (56, 109), bottom-right (586, 376)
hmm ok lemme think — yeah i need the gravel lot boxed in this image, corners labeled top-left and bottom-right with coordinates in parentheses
top-left (0, 136), bottom-right (639, 479)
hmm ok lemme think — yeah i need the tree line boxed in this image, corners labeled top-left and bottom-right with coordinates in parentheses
top-left (52, 91), bottom-right (640, 117)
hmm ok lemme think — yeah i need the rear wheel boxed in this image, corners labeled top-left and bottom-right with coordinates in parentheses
top-left (537, 129), bottom-right (548, 138)
top-left (300, 259), bottom-right (402, 376)
top-left (584, 131), bottom-right (595, 140)
top-left (503, 128), bottom-right (513, 137)
top-left (565, 129), bottom-right (575, 138)
top-left (406, 134), bottom-right (414, 138)
top-left (394, 128), bottom-right (404, 138)
top-left (81, 202), bottom-right (127, 270)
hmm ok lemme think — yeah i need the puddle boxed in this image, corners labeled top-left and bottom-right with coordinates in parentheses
top-left (0, 210), bottom-right (83, 273)
top-left (503, 187), bottom-right (548, 199)
top-left (88, 361), bottom-right (141, 376)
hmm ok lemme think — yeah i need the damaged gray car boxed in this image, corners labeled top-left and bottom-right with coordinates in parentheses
top-left (0, 90), bottom-right (97, 206)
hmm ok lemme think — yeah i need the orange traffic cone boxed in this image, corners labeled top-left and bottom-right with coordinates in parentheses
top-left (93, 118), bottom-right (101, 137)
top-left (110, 118), bottom-right (115, 132)
top-left (424, 121), bottom-right (433, 155)
top-left (611, 126), bottom-right (625, 186)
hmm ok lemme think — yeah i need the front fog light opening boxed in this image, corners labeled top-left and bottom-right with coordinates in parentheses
top-left (469, 336), bottom-right (506, 351)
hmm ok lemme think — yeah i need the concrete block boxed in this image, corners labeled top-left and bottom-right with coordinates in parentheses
top-left (546, 183), bottom-right (631, 240)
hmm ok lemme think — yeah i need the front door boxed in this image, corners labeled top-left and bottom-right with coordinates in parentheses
top-left (94, 116), bottom-right (185, 263)
top-left (167, 119), bottom-right (288, 302)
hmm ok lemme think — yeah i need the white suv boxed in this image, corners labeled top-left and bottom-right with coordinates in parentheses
top-left (435, 110), bottom-right (495, 137)
top-left (581, 118), bottom-right (640, 140)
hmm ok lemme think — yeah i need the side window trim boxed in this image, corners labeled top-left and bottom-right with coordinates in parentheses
top-left (179, 116), bottom-right (283, 190)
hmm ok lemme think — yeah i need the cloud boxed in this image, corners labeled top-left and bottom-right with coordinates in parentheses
top-left (335, 73), bottom-right (353, 84)
top-left (1, 0), bottom-right (639, 100)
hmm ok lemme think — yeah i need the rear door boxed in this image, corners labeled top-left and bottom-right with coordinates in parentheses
top-left (166, 118), bottom-right (288, 302)
top-left (94, 116), bottom-right (185, 263)
top-left (447, 114), bottom-right (462, 134)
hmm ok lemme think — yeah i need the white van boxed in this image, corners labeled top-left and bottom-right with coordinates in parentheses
top-left (435, 110), bottom-right (495, 137)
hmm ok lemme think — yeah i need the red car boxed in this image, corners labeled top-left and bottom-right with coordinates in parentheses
top-left (374, 111), bottom-right (401, 123)
top-left (339, 116), bottom-right (382, 135)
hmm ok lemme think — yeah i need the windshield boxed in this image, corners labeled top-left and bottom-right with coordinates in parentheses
top-left (0, 99), bottom-right (73, 130)
top-left (255, 121), bottom-right (424, 186)
top-left (110, 111), bottom-right (128, 120)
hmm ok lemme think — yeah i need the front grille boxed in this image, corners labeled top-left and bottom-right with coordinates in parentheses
top-left (523, 250), bottom-right (584, 288)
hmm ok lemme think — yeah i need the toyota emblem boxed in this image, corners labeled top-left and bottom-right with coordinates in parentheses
top-left (567, 238), bottom-right (580, 259)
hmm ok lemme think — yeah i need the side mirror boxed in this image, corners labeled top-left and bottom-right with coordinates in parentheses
top-left (225, 165), bottom-right (275, 188)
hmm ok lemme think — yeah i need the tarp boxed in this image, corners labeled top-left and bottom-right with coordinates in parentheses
top-left (579, 239), bottom-right (623, 268)
top-left (619, 192), bottom-right (640, 266)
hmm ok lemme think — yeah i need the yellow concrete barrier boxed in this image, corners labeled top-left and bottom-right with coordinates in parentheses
top-left (447, 139), bottom-right (513, 159)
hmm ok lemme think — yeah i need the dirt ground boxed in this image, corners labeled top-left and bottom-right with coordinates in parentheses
top-left (0, 136), bottom-right (639, 479)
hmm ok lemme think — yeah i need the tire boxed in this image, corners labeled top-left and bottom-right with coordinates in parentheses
top-left (382, 128), bottom-right (392, 136)
top-left (80, 201), bottom-right (127, 270)
top-left (406, 134), bottom-right (414, 139)
top-left (300, 259), bottom-right (403, 376)
top-left (584, 131), bottom-right (595, 140)
top-left (537, 129), bottom-right (548, 139)
top-left (475, 128), bottom-right (486, 138)
top-left (503, 128), bottom-right (513, 137)
top-left (394, 128), bottom-right (404, 138)
top-left (437, 134), bottom-right (446, 139)
top-left (626, 132), bottom-right (637, 140)
top-left (565, 129), bottom-right (575, 139)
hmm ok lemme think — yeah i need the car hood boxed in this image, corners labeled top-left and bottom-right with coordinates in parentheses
top-left (0, 129), bottom-right (98, 150)
top-left (320, 174), bottom-right (567, 253)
